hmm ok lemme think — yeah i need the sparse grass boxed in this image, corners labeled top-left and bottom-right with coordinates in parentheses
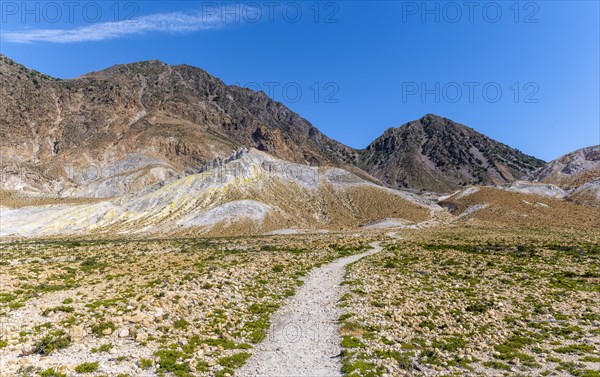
top-left (217, 352), bottom-right (251, 368)
top-left (90, 321), bottom-right (116, 337)
top-left (39, 369), bottom-right (67, 377)
top-left (154, 348), bottom-right (191, 375)
top-left (139, 358), bottom-right (153, 369)
top-left (42, 305), bottom-right (74, 316)
top-left (0, 234), bottom-right (368, 375)
top-left (173, 318), bottom-right (190, 330)
top-left (4, 228), bottom-right (597, 376)
top-left (91, 343), bottom-right (113, 353)
top-left (483, 360), bottom-right (511, 370)
top-left (554, 344), bottom-right (596, 355)
top-left (339, 226), bottom-right (600, 376)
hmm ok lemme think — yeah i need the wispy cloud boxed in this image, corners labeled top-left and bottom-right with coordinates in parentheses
top-left (2, 8), bottom-right (250, 43)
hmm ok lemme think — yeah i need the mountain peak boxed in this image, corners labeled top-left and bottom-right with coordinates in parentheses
top-left (80, 59), bottom-right (171, 79)
top-left (419, 113), bottom-right (446, 123)
top-left (359, 116), bottom-right (545, 192)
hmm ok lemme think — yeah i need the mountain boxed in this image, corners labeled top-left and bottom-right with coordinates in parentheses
top-left (526, 145), bottom-right (600, 206)
top-left (0, 55), bottom-right (358, 197)
top-left (358, 114), bottom-right (545, 192)
top-left (0, 149), bottom-right (434, 237)
top-left (1, 55), bottom-right (544, 195)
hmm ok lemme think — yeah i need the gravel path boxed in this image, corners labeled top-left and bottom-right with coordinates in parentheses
top-left (236, 242), bottom-right (382, 377)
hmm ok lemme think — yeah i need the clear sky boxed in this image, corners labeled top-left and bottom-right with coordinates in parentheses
top-left (1, 1), bottom-right (598, 161)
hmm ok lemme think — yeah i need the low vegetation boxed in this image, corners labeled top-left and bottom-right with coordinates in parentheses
top-left (340, 226), bottom-right (600, 376)
top-left (0, 234), bottom-right (371, 376)
top-left (2, 226), bottom-right (597, 376)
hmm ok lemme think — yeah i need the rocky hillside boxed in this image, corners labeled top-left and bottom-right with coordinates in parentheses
top-left (528, 145), bottom-right (600, 188)
top-left (1, 149), bottom-right (434, 237)
top-left (526, 145), bottom-right (600, 206)
top-left (1, 55), bottom-right (545, 195)
top-left (358, 114), bottom-right (545, 192)
top-left (0, 55), bottom-right (357, 197)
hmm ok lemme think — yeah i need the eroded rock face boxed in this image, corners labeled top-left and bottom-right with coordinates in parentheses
top-left (0, 149), bottom-right (435, 238)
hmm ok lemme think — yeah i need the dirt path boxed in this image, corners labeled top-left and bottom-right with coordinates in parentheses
top-left (236, 242), bottom-right (382, 377)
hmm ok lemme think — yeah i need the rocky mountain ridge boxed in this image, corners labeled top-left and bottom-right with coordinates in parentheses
top-left (1, 55), bottom-right (547, 195)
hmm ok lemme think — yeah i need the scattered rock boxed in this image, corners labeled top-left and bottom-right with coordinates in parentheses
top-left (20, 344), bottom-right (35, 356)
top-left (69, 326), bottom-right (86, 341)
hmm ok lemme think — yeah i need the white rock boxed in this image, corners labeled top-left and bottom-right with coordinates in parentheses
top-left (21, 344), bottom-right (35, 355)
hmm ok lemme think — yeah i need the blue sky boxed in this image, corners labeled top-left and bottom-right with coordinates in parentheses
top-left (1, 1), bottom-right (598, 161)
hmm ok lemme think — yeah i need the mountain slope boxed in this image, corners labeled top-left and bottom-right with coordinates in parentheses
top-left (526, 145), bottom-right (600, 206)
top-left (439, 186), bottom-right (600, 230)
top-left (1, 149), bottom-right (433, 237)
top-left (528, 145), bottom-right (600, 188)
top-left (0, 55), bottom-right (359, 197)
top-left (358, 114), bottom-right (545, 192)
top-left (1, 56), bottom-right (545, 195)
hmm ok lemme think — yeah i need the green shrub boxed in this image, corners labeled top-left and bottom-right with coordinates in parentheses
top-left (79, 258), bottom-right (107, 272)
top-left (483, 360), bottom-right (511, 370)
top-left (196, 360), bottom-right (209, 372)
top-left (154, 349), bottom-right (190, 374)
top-left (215, 368), bottom-right (235, 377)
top-left (139, 358), bottom-right (153, 369)
top-left (272, 264), bottom-right (284, 272)
top-left (74, 362), bottom-right (99, 373)
top-left (91, 343), bottom-right (113, 353)
top-left (174, 318), bottom-right (190, 330)
top-left (217, 352), bottom-right (251, 368)
top-left (555, 344), bottom-right (596, 355)
top-left (39, 369), bottom-right (67, 377)
top-left (42, 306), bottom-right (74, 316)
top-left (35, 332), bottom-right (70, 354)
top-left (91, 321), bottom-right (116, 336)
top-left (341, 336), bottom-right (364, 348)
